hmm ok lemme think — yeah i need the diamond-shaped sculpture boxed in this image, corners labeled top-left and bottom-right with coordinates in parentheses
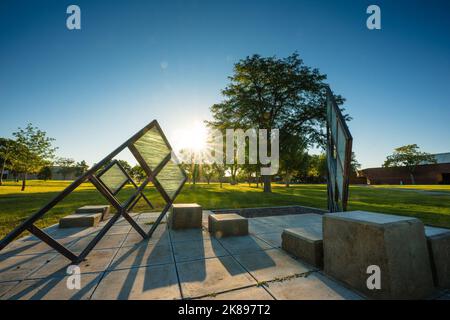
top-left (0, 120), bottom-right (185, 264)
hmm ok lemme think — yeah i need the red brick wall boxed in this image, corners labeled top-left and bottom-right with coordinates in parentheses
top-left (360, 163), bottom-right (450, 185)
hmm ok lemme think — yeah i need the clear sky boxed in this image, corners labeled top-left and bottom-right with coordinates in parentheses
top-left (1, 0), bottom-right (449, 169)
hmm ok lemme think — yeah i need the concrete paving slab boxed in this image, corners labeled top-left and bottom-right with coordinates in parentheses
top-left (68, 233), bottom-right (127, 253)
top-left (107, 225), bottom-right (132, 235)
top-left (1, 273), bottom-right (102, 300)
top-left (0, 281), bottom-right (19, 298)
top-left (217, 235), bottom-right (272, 255)
top-left (264, 272), bottom-right (363, 300)
top-left (248, 220), bottom-right (284, 235)
top-left (109, 244), bottom-right (173, 270)
top-left (47, 226), bottom-right (100, 239)
top-left (173, 239), bottom-right (229, 263)
top-left (254, 232), bottom-right (282, 248)
top-left (177, 256), bottom-right (256, 298)
top-left (0, 254), bottom-right (55, 282)
top-left (122, 229), bottom-right (170, 247)
top-left (91, 264), bottom-right (181, 300)
top-left (170, 228), bottom-right (211, 243)
top-left (28, 248), bottom-right (118, 279)
top-left (233, 248), bottom-right (315, 283)
top-left (200, 286), bottom-right (274, 300)
top-left (1, 236), bottom-right (78, 257)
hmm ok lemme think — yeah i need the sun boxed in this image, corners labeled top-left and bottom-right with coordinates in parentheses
top-left (173, 121), bottom-right (208, 153)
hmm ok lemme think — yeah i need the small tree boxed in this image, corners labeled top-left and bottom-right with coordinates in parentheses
top-left (131, 165), bottom-right (146, 183)
top-left (38, 166), bottom-right (52, 180)
top-left (11, 124), bottom-right (57, 191)
top-left (0, 138), bottom-right (17, 186)
top-left (213, 163), bottom-right (226, 188)
top-left (75, 160), bottom-right (89, 177)
top-left (202, 163), bottom-right (214, 184)
top-left (280, 133), bottom-right (308, 187)
top-left (56, 157), bottom-right (76, 180)
top-left (383, 144), bottom-right (436, 185)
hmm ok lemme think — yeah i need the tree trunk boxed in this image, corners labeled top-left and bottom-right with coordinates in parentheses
top-left (285, 171), bottom-right (291, 187)
top-left (0, 159), bottom-right (5, 186)
top-left (21, 172), bottom-right (27, 191)
top-left (410, 173), bottom-right (416, 185)
top-left (263, 175), bottom-right (272, 193)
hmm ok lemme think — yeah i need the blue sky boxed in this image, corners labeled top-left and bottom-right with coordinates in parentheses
top-left (1, 0), bottom-right (449, 169)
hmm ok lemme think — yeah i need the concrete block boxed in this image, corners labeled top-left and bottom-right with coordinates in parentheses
top-left (168, 203), bottom-right (202, 230)
top-left (282, 227), bottom-right (323, 268)
top-left (76, 205), bottom-right (110, 220)
top-left (323, 211), bottom-right (435, 299)
top-left (425, 226), bottom-right (450, 289)
top-left (59, 213), bottom-right (102, 228)
top-left (208, 213), bottom-right (248, 238)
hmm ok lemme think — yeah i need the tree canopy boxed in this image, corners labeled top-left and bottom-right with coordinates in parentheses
top-left (207, 53), bottom-right (345, 192)
top-left (383, 144), bottom-right (436, 184)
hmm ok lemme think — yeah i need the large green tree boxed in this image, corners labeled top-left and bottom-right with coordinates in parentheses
top-left (11, 124), bottom-right (57, 191)
top-left (207, 53), bottom-right (345, 192)
top-left (383, 144), bottom-right (436, 185)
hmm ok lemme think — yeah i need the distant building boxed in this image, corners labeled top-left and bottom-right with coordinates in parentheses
top-left (358, 152), bottom-right (450, 185)
top-left (3, 166), bottom-right (84, 181)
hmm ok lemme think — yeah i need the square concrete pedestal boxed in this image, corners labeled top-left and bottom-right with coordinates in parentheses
top-left (168, 204), bottom-right (202, 230)
top-left (323, 211), bottom-right (435, 299)
top-left (208, 213), bottom-right (248, 238)
top-left (282, 227), bottom-right (323, 268)
top-left (425, 226), bottom-right (450, 289)
top-left (59, 213), bottom-right (102, 228)
top-left (76, 205), bottom-right (110, 220)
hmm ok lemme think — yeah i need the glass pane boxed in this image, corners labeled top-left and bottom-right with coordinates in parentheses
top-left (98, 163), bottom-right (128, 194)
top-left (337, 124), bottom-right (347, 165)
top-left (330, 105), bottom-right (337, 144)
top-left (133, 126), bottom-right (171, 171)
top-left (336, 161), bottom-right (344, 201)
top-left (156, 158), bottom-right (185, 200)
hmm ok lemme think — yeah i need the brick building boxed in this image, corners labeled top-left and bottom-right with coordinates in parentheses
top-left (358, 153), bottom-right (450, 185)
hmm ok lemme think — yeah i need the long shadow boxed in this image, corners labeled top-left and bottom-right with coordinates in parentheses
top-left (6, 273), bottom-right (102, 300)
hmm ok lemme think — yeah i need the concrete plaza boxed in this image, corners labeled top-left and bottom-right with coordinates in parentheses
top-left (0, 212), bottom-right (448, 300)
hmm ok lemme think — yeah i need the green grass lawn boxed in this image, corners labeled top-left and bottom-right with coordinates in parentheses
top-left (1, 180), bottom-right (450, 238)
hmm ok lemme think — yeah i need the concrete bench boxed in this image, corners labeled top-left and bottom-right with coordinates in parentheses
top-left (323, 211), bottom-right (435, 299)
top-left (59, 213), bottom-right (102, 228)
top-left (208, 213), bottom-right (248, 238)
top-left (76, 205), bottom-right (110, 220)
top-left (282, 226), bottom-right (323, 268)
top-left (168, 203), bottom-right (202, 230)
top-left (425, 226), bottom-right (450, 289)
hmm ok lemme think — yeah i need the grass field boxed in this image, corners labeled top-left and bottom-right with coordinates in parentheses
top-left (1, 180), bottom-right (450, 238)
